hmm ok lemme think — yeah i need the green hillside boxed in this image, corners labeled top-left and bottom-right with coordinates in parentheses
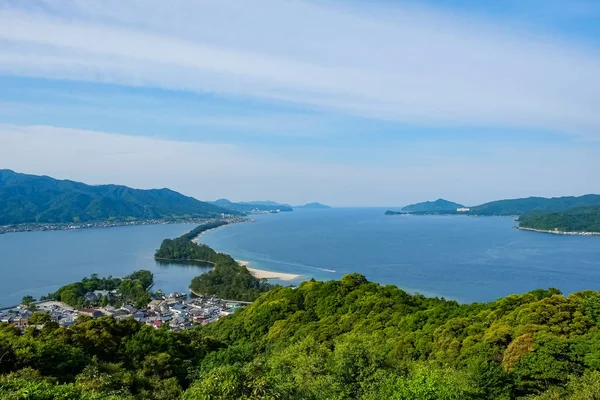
top-left (401, 198), bottom-right (464, 212)
top-left (0, 169), bottom-right (235, 224)
top-left (471, 194), bottom-right (600, 216)
top-left (519, 205), bottom-right (600, 233)
top-left (3, 273), bottom-right (600, 399)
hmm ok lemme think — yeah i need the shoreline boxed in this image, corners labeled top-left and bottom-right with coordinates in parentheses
top-left (237, 260), bottom-right (302, 281)
top-left (516, 226), bottom-right (600, 236)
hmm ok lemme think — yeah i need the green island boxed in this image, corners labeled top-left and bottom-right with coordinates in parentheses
top-left (518, 205), bottom-right (600, 234)
top-left (401, 198), bottom-right (465, 213)
top-left (155, 222), bottom-right (273, 301)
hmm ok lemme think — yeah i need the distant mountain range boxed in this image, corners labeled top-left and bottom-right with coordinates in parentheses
top-left (211, 199), bottom-right (331, 213)
top-left (0, 169), bottom-right (236, 225)
top-left (401, 198), bottom-right (464, 213)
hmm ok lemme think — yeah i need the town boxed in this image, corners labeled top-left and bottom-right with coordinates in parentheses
top-left (0, 215), bottom-right (248, 234)
top-left (0, 290), bottom-right (250, 331)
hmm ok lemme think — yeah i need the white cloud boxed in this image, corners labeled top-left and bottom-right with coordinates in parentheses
top-left (0, 0), bottom-right (599, 137)
top-left (1, 124), bottom-right (598, 206)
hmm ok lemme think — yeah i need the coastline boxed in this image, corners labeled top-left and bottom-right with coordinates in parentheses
top-left (237, 260), bottom-right (302, 281)
top-left (517, 226), bottom-right (600, 236)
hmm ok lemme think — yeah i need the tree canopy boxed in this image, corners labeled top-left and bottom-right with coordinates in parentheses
top-left (5, 273), bottom-right (600, 399)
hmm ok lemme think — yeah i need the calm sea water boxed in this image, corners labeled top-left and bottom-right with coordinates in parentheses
top-left (200, 208), bottom-right (600, 303)
top-left (0, 223), bottom-right (212, 308)
top-left (1, 209), bottom-right (599, 306)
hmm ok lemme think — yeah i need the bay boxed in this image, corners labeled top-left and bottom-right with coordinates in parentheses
top-left (200, 208), bottom-right (600, 303)
top-left (2, 208), bottom-right (599, 307)
top-left (0, 223), bottom-right (211, 308)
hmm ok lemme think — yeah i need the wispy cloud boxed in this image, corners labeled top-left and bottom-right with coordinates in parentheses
top-left (1, 124), bottom-right (598, 206)
top-left (1, 0), bottom-right (599, 137)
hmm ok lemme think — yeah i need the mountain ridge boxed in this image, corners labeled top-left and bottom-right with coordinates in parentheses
top-left (0, 169), bottom-right (236, 225)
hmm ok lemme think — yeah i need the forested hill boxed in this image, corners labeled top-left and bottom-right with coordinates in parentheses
top-left (519, 205), bottom-right (600, 233)
top-left (4, 274), bottom-right (600, 398)
top-left (0, 169), bottom-right (236, 224)
top-left (471, 194), bottom-right (600, 216)
top-left (401, 198), bottom-right (464, 212)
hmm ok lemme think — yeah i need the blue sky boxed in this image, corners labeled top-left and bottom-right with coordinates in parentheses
top-left (0, 0), bottom-right (599, 206)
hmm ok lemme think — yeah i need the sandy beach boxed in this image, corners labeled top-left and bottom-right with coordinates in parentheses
top-left (237, 260), bottom-right (302, 281)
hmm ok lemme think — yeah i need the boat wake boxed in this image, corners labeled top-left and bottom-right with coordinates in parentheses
top-left (252, 257), bottom-right (337, 273)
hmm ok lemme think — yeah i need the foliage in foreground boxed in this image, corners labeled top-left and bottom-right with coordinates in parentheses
top-left (3, 273), bottom-right (600, 398)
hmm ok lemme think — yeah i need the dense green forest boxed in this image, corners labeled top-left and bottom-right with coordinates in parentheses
top-left (40, 270), bottom-right (154, 308)
top-left (471, 194), bottom-right (600, 216)
top-left (155, 223), bottom-right (272, 301)
top-left (0, 169), bottom-right (236, 225)
top-left (518, 206), bottom-right (600, 233)
top-left (401, 198), bottom-right (465, 212)
top-left (3, 274), bottom-right (600, 399)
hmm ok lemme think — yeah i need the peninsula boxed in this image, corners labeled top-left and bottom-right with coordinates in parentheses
top-left (386, 194), bottom-right (600, 219)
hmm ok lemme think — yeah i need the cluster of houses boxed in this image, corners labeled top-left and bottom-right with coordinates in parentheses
top-left (0, 293), bottom-right (248, 332)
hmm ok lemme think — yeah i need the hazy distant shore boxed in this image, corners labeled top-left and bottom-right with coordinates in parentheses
top-left (1, 217), bottom-right (225, 235)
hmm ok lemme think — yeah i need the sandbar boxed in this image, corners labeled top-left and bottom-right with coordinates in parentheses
top-left (237, 260), bottom-right (302, 281)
